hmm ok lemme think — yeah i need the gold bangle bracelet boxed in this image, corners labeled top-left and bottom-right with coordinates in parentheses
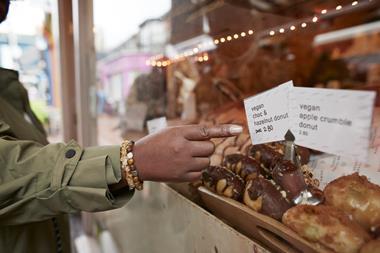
top-left (120, 140), bottom-right (143, 190)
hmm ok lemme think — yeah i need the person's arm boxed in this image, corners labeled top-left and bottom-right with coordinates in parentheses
top-left (0, 121), bottom-right (132, 226)
top-left (0, 121), bottom-right (242, 226)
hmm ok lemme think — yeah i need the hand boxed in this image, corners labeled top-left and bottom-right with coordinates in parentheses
top-left (134, 124), bottom-right (243, 182)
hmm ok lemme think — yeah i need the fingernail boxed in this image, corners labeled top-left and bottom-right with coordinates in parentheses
top-left (229, 125), bottom-right (243, 135)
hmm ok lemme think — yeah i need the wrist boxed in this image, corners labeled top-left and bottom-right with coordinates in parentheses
top-left (132, 140), bottom-right (147, 181)
top-left (120, 140), bottom-right (144, 190)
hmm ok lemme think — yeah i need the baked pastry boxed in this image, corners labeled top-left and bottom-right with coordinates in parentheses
top-left (301, 164), bottom-right (320, 188)
top-left (210, 136), bottom-right (236, 166)
top-left (223, 154), bottom-right (262, 181)
top-left (202, 166), bottom-right (244, 200)
top-left (272, 160), bottom-right (307, 201)
top-left (248, 143), bottom-right (310, 169)
top-left (324, 173), bottom-right (380, 233)
top-left (295, 145), bottom-right (311, 165)
top-left (248, 144), bottom-right (283, 174)
top-left (266, 142), bottom-right (311, 165)
top-left (243, 177), bottom-right (292, 220)
top-left (360, 239), bottom-right (380, 253)
top-left (283, 205), bottom-right (371, 253)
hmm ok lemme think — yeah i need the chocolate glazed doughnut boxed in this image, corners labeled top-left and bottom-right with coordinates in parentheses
top-left (248, 145), bottom-right (282, 175)
top-left (272, 160), bottom-right (307, 201)
top-left (243, 177), bottom-right (292, 220)
top-left (223, 154), bottom-right (262, 181)
top-left (202, 166), bottom-right (245, 200)
top-left (248, 144), bottom-right (311, 170)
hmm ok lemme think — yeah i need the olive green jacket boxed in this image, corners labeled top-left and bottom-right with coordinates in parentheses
top-left (0, 68), bottom-right (133, 252)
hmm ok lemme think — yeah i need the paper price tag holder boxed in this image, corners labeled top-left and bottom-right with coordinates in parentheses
top-left (244, 81), bottom-right (376, 161)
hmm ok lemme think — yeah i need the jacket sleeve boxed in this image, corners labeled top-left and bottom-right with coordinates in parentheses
top-left (0, 123), bottom-right (134, 226)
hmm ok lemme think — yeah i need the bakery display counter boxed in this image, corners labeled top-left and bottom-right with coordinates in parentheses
top-left (98, 182), bottom-right (270, 253)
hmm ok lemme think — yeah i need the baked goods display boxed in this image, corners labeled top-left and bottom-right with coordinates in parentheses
top-left (283, 205), bottom-right (371, 253)
top-left (196, 102), bottom-right (380, 252)
top-left (203, 141), bottom-right (315, 219)
top-left (200, 140), bottom-right (380, 253)
top-left (324, 173), bottom-right (380, 235)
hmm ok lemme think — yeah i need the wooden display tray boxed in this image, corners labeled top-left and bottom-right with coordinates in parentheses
top-left (198, 186), bottom-right (319, 253)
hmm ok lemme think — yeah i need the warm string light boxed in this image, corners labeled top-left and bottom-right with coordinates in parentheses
top-left (147, 0), bottom-right (368, 67)
top-left (264, 1), bottom-right (368, 38)
top-left (147, 27), bottom-right (256, 67)
top-left (195, 53), bottom-right (209, 63)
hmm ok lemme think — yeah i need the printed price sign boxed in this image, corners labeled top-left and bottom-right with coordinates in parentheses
top-left (147, 117), bottom-right (168, 134)
top-left (244, 81), bottom-right (293, 144)
top-left (289, 87), bottom-right (376, 160)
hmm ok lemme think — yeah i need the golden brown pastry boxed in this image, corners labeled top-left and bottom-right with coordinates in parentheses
top-left (360, 239), bottom-right (380, 253)
top-left (202, 166), bottom-right (244, 200)
top-left (324, 173), bottom-right (380, 233)
top-left (223, 154), bottom-right (262, 181)
top-left (243, 177), bottom-right (292, 220)
top-left (283, 205), bottom-right (371, 253)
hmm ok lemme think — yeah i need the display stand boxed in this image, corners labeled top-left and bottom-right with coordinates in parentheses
top-left (97, 182), bottom-right (271, 253)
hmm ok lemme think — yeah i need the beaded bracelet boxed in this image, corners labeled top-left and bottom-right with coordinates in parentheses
top-left (120, 140), bottom-right (143, 190)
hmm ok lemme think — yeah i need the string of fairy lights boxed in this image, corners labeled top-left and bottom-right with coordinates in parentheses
top-left (146, 0), bottom-right (375, 68)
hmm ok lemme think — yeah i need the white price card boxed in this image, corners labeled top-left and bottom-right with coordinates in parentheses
top-left (244, 81), bottom-right (293, 144)
top-left (289, 87), bottom-right (376, 160)
top-left (308, 148), bottom-right (380, 189)
top-left (147, 117), bottom-right (168, 134)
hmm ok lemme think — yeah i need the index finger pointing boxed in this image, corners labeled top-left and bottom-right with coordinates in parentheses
top-left (185, 124), bottom-right (243, 141)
